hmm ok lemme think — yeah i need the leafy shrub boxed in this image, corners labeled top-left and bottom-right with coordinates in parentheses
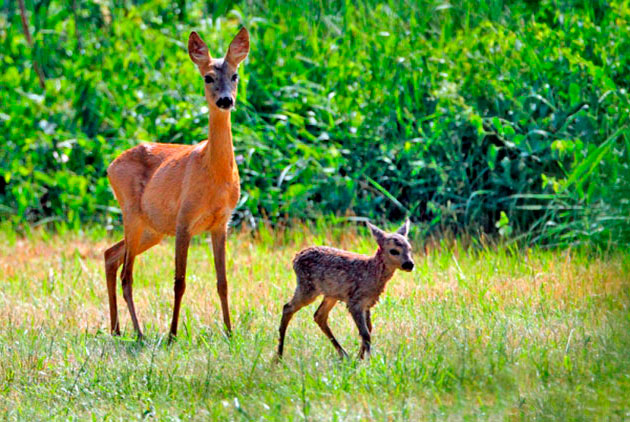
top-left (1, 0), bottom-right (628, 246)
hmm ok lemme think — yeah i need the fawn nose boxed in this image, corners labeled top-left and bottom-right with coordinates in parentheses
top-left (216, 96), bottom-right (233, 109)
top-left (402, 261), bottom-right (414, 271)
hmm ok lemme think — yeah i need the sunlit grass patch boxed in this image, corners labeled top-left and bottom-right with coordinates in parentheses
top-left (0, 226), bottom-right (629, 420)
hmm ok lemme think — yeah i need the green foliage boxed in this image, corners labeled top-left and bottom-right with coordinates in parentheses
top-left (1, 0), bottom-right (628, 246)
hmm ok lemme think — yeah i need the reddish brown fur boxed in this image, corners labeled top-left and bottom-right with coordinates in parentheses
top-left (103, 28), bottom-right (250, 340)
top-left (277, 220), bottom-right (414, 359)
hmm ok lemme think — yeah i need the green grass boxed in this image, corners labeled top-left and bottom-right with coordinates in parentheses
top-left (1, 225), bottom-right (629, 420)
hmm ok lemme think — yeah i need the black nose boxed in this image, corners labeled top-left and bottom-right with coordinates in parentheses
top-left (216, 96), bottom-right (233, 109)
top-left (402, 261), bottom-right (414, 271)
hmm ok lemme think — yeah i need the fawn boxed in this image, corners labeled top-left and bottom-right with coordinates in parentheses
top-left (277, 220), bottom-right (414, 359)
top-left (103, 28), bottom-right (249, 340)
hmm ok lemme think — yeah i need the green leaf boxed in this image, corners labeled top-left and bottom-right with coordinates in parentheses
top-left (569, 82), bottom-right (580, 107)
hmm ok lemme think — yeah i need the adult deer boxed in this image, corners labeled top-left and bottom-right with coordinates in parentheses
top-left (104, 28), bottom-right (249, 340)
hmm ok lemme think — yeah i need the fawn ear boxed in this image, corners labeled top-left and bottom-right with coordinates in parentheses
top-left (396, 219), bottom-right (410, 237)
top-left (188, 31), bottom-right (211, 68)
top-left (225, 27), bottom-right (249, 67)
top-left (367, 222), bottom-right (386, 244)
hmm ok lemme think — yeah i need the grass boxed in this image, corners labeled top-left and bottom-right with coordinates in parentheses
top-left (1, 224), bottom-right (629, 420)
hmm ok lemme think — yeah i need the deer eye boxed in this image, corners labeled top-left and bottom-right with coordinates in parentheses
top-left (204, 75), bottom-right (214, 84)
top-left (389, 249), bottom-right (400, 256)
top-left (231, 73), bottom-right (238, 82)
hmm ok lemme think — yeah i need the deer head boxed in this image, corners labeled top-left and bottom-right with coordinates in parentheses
top-left (188, 28), bottom-right (250, 111)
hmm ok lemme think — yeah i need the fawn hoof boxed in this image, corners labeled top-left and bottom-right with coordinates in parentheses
top-left (223, 318), bottom-right (233, 336)
top-left (358, 347), bottom-right (371, 360)
top-left (222, 322), bottom-right (233, 338)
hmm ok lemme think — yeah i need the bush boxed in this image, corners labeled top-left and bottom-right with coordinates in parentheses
top-left (1, 0), bottom-right (628, 246)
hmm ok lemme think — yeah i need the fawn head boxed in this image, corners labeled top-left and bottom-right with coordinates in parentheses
top-left (188, 28), bottom-right (250, 111)
top-left (368, 220), bottom-right (414, 272)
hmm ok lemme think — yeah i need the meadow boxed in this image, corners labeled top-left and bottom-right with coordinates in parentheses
top-left (2, 1), bottom-right (630, 420)
top-left (1, 226), bottom-right (629, 420)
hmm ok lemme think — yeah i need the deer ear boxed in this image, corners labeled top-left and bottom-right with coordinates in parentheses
top-left (396, 219), bottom-right (410, 237)
top-left (367, 222), bottom-right (386, 244)
top-left (225, 27), bottom-right (249, 67)
top-left (188, 31), bottom-right (211, 68)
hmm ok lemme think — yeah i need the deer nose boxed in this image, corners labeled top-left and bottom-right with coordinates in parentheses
top-left (402, 261), bottom-right (414, 271)
top-left (216, 96), bottom-right (233, 109)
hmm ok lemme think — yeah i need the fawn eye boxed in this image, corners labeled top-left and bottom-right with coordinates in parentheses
top-left (231, 73), bottom-right (238, 82)
top-left (204, 75), bottom-right (214, 84)
top-left (389, 249), bottom-right (400, 256)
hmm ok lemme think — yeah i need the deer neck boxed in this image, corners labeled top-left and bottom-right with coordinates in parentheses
top-left (203, 109), bottom-right (235, 179)
top-left (373, 248), bottom-right (396, 284)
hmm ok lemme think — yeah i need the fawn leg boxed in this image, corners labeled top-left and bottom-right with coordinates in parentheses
top-left (169, 228), bottom-right (191, 341)
top-left (313, 297), bottom-right (348, 359)
top-left (277, 286), bottom-right (317, 358)
top-left (366, 309), bottom-right (372, 334)
top-left (349, 305), bottom-right (371, 359)
top-left (104, 240), bottom-right (125, 335)
top-left (211, 228), bottom-right (232, 335)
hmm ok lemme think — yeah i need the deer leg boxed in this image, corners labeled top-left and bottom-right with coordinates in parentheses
top-left (366, 309), bottom-right (373, 334)
top-left (211, 228), bottom-right (231, 335)
top-left (119, 225), bottom-right (162, 339)
top-left (349, 305), bottom-right (371, 359)
top-left (120, 248), bottom-right (143, 338)
top-left (314, 297), bottom-right (347, 359)
top-left (277, 285), bottom-right (317, 358)
top-left (104, 240), bottom-right (125, 335)
top-left (169, 228), bottom-right (191, 341)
